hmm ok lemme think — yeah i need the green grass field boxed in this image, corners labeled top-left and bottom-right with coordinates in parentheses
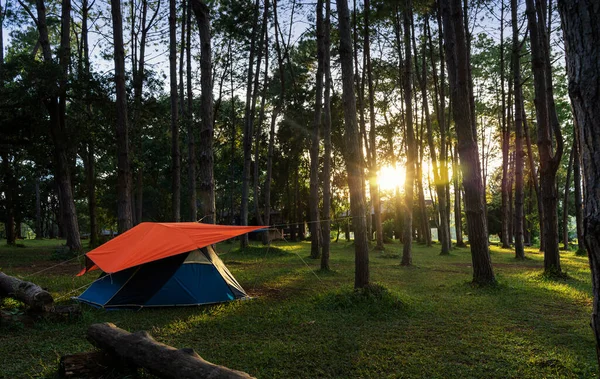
top-left (0, 238), bottom-right (596, 378)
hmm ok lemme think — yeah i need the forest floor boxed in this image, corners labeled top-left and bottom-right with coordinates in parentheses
top-left (0, 238), bottom-right (596, 378)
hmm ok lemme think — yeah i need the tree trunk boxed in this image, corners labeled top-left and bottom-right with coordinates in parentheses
top-left (35, 0), bottom-right (82, 250)
top-left (186, 0), bottom-right (196, 222)
top-left (511, 0), bottom-right (525, 259)
top-left (310, 0), bottom-right (324, 259)
top-left (169, 0), bottom-right (180, 222)
top-left (557, 0), bottom-right (600, 367)
top-left (364, 0), bottom-right (384, 251)
top-left (336, 0), bottom-right (369, 289)
top-left (500, 0), bottom-right (511, 249)
top-left (0, 272), bottom-right (54, 312)
top-left (423, 15), bottom-right (451, 255)
top-left (87, 143), bottom-right (98, 246)
top-left (573, 120), bottom-right (584, 255)
top-left (452, 143), bottom-right (465, 247)
top-left (110, 0), bottom-right (133, 234)
top-left (523, 109), bottom-right (544, 250)
top-left (401, 2), bottom-right (415, 266)
top-left (2, 154), bottom-right (15, 245)
top-left (562, 146), bottom-right (574, 250)
top-left (86, 323), bottom-right (254, 378)
top-left (441, 0), bottom-right (495, 284)
top-left (264, 0), bottom-right (285, 245)
top-left (526, 0), bottom-right (564, 274)
top-left (35, 177), bottom-right (42, 239)
top-left (240, 0), bottom-right (261, 248)
top-left (321, 0), bottom-right (332, 268)
top-left (191, 0), bottom-right (215, 224)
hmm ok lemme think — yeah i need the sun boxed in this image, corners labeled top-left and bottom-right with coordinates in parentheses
top-left (377, 164), bottom-right (405, 192)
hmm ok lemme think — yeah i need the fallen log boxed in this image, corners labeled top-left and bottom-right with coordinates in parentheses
top-left (86, 323), bottom-right (254, 379)
top-left (59, 351), bottom-right (125, 378)
top-left (0, 272), bottom-right (54, 311)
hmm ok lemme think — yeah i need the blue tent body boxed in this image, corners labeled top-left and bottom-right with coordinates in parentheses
top-left (75, 246), bottom-right (248, 309)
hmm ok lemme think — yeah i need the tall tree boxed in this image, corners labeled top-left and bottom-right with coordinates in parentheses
top-left (186, 0), bottom-right (196, 222)
top-left (131, 0), bottom-right (159, 225)
top-left (265, 0), bottom-right (285, 243)
top-left (511, 0), bottom-right (525, 259)
top-left (500, 0), bottom-right (511, 249)
top-left (240, 0), bottom-right (261, 248)
top-left (364, 0), bottom-right (384, 251)
top-left (169, 0), bottom-right (180, 221)
top-left (321, 0), bottom-right (332, 269)
top-left (191, 0), bottom-right (215, 224)
top-left (336, 0), bottom-right (370, 289)
top-left (526, 0), bottom-right (564, 273)
top-left (110, 0), bottom-right (133, 233)
top-left (557, 0), bottom-right (600, 367)
top-left (80, 0), bottom-right (98, 245)
top-left (441, 0), bottom-right (495, 284)
top-left (426, 11), bottom-right (452, 254)
top-left (34, 0), bottom-right (83, 249)
top-left (401, 2), bottom-right (415, 266)
top-left (310, 0), bottom-right (324, 259)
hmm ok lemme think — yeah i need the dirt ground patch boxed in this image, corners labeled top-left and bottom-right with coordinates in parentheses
top-left (246, 285), bottom-right (309, 301)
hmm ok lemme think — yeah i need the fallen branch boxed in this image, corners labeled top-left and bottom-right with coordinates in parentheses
top-left (86, 322), bottom-right (254, 379)
top-left (0, 272), bottom-right (54, 311)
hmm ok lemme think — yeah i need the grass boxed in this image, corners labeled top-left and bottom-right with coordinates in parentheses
top-left (0, 238), bottom-right (596, 378)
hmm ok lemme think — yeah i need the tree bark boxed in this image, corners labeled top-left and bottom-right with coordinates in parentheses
top-left (452, 143), bottom-right (465, 247)
top-left (401, 2), bottom-right (415, 266)
top-left (441, 0), bottom-right (495, 284)
top-left (86, 323), bottom-right (254, 378)
top-left (321, 0), bottom-right (332, 268)
top-left (422, 16), bottom-right (450, 254)
top-left (364, 0), bottom-right (383, 251)
top-left (169, 0), bottom-right (180, 222)
top-left (557, 0), bottom-right (600, 367)
top-left (526, 0), bottom-right (564, 273)
top-left (511, 0), bottom-right (525, 259)
top-left (35, 0), bottom-right (82, 250)
top-left (186, 0), bottom-right (196, 222)
top-left (573, 120), bottom-right (584, 255)
top-left (523, 109), bottom-right (544, 250)
top-left (240, 0), bottom-right (261, 248)
top-left (562, 146), bottom-right (574, 250)
top-left (0, 272), bottom-right (54, 312)
top-left (110, 0), bottom-right (133, 234)
top-left (2, 154), bottom-right (15, 245)
top-left (336, 0), bottom-right (370, 289)
top-left (86, 143), bottom-right (98, 246)
top-left (310, 0), bottom-right (324, 259)
top-left (500, 0), bottom-right (511, 249)
top-left (191, 0), bottom-right (215, 224)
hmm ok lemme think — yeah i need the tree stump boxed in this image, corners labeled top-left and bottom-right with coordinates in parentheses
top-left (0, 272), bottom-right (54, 311)
top-left (86, 322), bottom-right (254, 379)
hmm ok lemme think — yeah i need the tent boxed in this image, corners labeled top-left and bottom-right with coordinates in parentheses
top-left (74, 222), bottom-right (264, 309)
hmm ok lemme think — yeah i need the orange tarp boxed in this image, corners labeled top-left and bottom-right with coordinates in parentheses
top-left (78, 222), bottom-right (265, 276)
